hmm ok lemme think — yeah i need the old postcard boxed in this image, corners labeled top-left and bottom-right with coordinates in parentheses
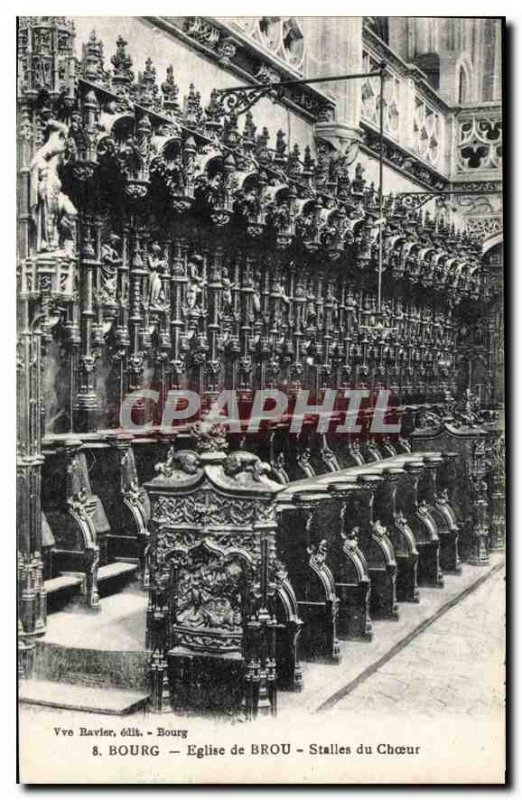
top-left (17, 13), bottom-right (505, 784)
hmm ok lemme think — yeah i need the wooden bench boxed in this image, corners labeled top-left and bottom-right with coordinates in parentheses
top-left (259, 425), bottom-right (465, 664)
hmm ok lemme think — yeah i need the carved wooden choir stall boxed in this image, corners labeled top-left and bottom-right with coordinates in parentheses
top-left (17, 17), bottom-right (504, 717)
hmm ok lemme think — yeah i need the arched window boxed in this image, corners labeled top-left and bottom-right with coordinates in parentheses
top-left (458, 65), bottom-right (469, 103)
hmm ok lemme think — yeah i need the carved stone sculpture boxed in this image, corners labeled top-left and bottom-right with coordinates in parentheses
top-left (30, 120), bottom-right (77, 254)
top-left (99, 233), bottom-right (121, 305)
top-left (147, 241), bottom-right (167, 308)
top-left (186, 253), bottom-right (205, 309)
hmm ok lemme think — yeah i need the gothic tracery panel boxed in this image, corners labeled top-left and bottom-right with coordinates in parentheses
top-left (457, 111), bottom-right (502, 172)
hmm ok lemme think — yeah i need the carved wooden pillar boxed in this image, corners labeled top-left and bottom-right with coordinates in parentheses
top-left (320, 276), bottom-right (334, 393)
top-left (333, 476), bottom-right (399, 622)
top-left (74, 216), bottom-right (100, 431)
top-left (468, 436), bottom-right (491, 566)
top-left (291, 266), bottom-right (305, 391)
top-left (276, 487), bottom-right (341, 662)
top-left (370, 465), bottom-right (420, 603)
top-left (108, 223), bottom-right (130, 413)
top-left (411, 424), bottom-right (492, 566)
top-left (140, 231), bottom-right (152, 359)
top-left (314, 273), bottom-right (324, 394)
top-left (17, 107), bottom-right (46, 666)
top-left (128, 227), bottom-right (147, 394)
top-left (205, 245), bottom-right (224, 398)
top-left (343, 286), bottom-right (357, 388)
top-left (488, 432), bottom-right (505, 552)
top-left (417, 453), bottom-right (462, 573)
top-left (239, 255), bottom-right (255, 400)
top-left (63, 438), bottom-right (102, 610)
top-left (254, 263), bottom-right (271, 391)
top-left (169, 236), bottom-right (188, 390)
top-left (112, 434), bottom-right (151, 585)
top-left (17, 432), bottom-right (46, 677)
top-left (229, 258), bottom-right (242, 390)
top-left (267, 256), bottom-right (283, 390)
top-left (17, 16), bottom-right (76, 674)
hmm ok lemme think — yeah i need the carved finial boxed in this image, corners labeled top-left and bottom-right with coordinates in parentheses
top-left (135, 57), bottom-right (159, 109)
top-left (275, 129), bottom-right (287, 160)
top-left (424, 210), bottom-right (435, 231)
top-left (256, 126), bottom-right (270, 163)
top-left (243, 111), bottom-right (256, 145)
top-left (205, 88), bottom-right (223, 130)
top-left (352, 161), bottom-right (365, 194)
top-left (287, 143), bottom-right (301, 179)
top-left (315, 144), bottom-right (330, 186)
top-left (336, 158), bottom-right (351, 200)
top-left (303, 145), bottom-right (314, 174)
top-left (184, 83), bottom-right (203, 127)
top-left (80, 30), bottom-right (106, 84)
top-left (111, 35), bottom-right (134, 84)
top-left (161, 65), bottom-right (180, 116)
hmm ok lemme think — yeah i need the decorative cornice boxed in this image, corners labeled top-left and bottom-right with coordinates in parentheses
top-left (146, 16), bottom-right (335, 123)
top-left (361, 125), bottom-right (448, 192)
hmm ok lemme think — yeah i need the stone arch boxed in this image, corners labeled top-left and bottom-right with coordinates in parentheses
top-left (482, 233), bottom-right (503, 257)
top-left (456, 57), bottom-right (473, 104)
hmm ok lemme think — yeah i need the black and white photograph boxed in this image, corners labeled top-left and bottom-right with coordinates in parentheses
top-left (15, 11), bottom-right (506, 785)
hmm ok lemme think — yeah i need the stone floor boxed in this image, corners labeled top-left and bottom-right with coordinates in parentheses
top-left (327, 567), bottom-right (506, 717)
top-left (279, 555), bottom-right (505, 713)
top-left (44, 584), bottom-right (147, 650)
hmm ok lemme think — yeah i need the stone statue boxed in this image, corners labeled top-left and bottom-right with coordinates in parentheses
top-left (305, 282), bottom-right (317, 327)
top-left (186, 254), bottom-right (205, 310)
top-left (243, 267), bottom-right (261, 315)
top-left (148, 242), bottom-right (167, 309)
top-left (99, 233), bottom-right (121, 305)
top-left (252, 282), bottom-right (262, 316)
top-left (30, 120), bottom-right (78, 254)
top-left (272, 277), bottom-right (290, 307)
top-left (221, 267), bottom-right (233, 314)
